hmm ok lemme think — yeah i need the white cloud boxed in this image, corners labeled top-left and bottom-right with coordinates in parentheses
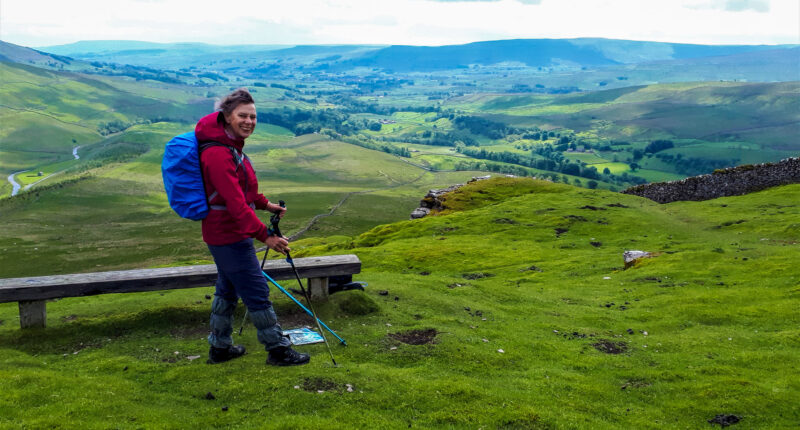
top-left (686, 0), bottom-right (771, 12)
top-left (0, 0), bottom-right (797, 47)
top-left (725, 0), bottom-right (770, 12)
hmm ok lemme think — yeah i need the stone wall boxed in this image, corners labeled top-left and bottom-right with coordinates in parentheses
top-left (621, 157), bottom-right (800, 203)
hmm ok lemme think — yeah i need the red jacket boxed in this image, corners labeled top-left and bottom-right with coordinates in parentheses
top-left (196, 112), bottom-right (270, 245)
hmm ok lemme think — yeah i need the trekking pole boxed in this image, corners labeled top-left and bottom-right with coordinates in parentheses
top-left (262, 270), bottom-right (347, 345)
top-left (237, 247), bottom-right (269, 336)
top-left (271, 201), bottom-right (339, 366)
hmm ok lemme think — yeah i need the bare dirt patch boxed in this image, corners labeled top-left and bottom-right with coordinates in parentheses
top-left (389, 328), bottom-right (438, 345)
top-left (493, 218), bottom-right (517, 224)
top-left (462, 272), bottom-right (494, 280)
top-left (170, 324), bottom-right (207, 339)
top-left (300, 377), bottom-right (345, 393)
top-left (620, 379), bottom-right (651, 390)
top-left (592, 339), bottom-right (628, 354)
top-left (708, 414), bottom-right (742, 427)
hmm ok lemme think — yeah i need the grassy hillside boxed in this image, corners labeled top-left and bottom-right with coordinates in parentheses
top-left (1, 177), bottom-right (797, 428)
top-left (0, 60), bottom-right (209, 195)
top-left (0, 124), bottom-right (484, 278)
top-left (440, 81), bottom-right (800, 182)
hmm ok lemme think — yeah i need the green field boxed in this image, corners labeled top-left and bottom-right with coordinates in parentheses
top-left (2, 178), bottom-right (798, 428)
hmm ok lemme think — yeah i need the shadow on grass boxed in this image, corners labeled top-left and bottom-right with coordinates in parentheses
top-left (2, 300), bottom-right (326, 357)
top-left (0, 306), bottom-right (210, 355)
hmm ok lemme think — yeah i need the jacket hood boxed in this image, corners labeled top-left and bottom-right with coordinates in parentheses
top-left (195, 112), bottom-right (245, 150)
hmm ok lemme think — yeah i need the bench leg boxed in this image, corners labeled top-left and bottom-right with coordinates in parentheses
top-left (308, 277), bottom-right (329, 301)
top-left (19, 300), bottom-right (46, 329)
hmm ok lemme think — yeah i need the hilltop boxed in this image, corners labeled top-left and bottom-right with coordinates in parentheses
top-left (1, 177), bottom-right (798, 428)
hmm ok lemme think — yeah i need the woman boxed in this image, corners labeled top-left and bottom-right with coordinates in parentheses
top-left (197, 88), bottom-right (310, 366)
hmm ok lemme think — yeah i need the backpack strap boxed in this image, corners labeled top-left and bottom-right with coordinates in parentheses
top-left (199, 141), bottom-right (251, 210)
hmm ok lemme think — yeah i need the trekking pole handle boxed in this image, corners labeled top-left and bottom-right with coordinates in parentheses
top-left (269, 200), bottom-right (286, 237)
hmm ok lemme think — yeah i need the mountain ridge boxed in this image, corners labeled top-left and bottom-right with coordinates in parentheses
top-left (32, 37), bottom-right (798, 72)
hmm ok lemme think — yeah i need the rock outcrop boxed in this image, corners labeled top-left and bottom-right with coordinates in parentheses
top-left (410, 175), bottom-right (492, 219)
top-left (622, 157), bottom-right (800, 204)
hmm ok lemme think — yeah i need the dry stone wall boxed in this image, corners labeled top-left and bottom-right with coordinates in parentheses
top-left (621, 157), bottom-right (800, 203)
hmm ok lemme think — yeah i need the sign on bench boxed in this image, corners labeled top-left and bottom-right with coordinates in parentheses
top-left (0, 254), bottom-right (361, 329)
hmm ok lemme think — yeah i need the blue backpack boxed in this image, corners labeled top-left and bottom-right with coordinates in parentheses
top-left (161, 132), bottom-right (246, 220)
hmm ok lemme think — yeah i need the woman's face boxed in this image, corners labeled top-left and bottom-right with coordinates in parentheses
top-left (224, 103), bottom-right (257, 140)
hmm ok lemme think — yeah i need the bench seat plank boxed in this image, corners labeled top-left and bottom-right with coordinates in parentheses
top-left (0, 254), bottom-right (361, 303)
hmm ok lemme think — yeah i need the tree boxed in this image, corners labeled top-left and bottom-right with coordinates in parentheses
top-left (587, 180), bottom-right (599, 189)
top-left (562, 163), bottom-right (581, 176)
top-left (645, 139), bottom-right (674, 154)
top-left (629, 162), bottom-right (640, 171)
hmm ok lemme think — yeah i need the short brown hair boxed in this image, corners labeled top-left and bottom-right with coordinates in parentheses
top-left (215, 88), bottom-right (255, 117)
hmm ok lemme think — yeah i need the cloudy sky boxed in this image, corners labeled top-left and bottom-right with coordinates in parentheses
top-left (1, 0), bottom-right (797, 48)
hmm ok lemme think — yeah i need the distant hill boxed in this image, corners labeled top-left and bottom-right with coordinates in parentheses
top-left (37, 40), bottom-right (384, 69)
top-left (33, 38), bottom-right (798, 85)
top-left (475, 81), bottom-right (800, 149)
top-left (335, 38), bottom-right (796, 72)
top-left (37, 40), bottom-right (287, 56)
top-left (0, 40), bottom-right (83, 70)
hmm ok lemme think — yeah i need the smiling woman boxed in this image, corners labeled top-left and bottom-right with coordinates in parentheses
top-left (193, 87), bottom-right (311, 366)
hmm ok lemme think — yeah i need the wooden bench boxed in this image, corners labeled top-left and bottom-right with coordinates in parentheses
top-left (0, 254), bottom-right (361, 329)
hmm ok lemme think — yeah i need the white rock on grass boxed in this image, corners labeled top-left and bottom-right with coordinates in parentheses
top-left (624, 250), bottom-right (651, 263)
top-left (623, 250), bottom-right (652, 269)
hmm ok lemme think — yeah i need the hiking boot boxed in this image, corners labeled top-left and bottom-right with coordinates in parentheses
top-left (207, 344), bottom-right (246, 364)
top-left (267, 346), bottom-right (310, 366)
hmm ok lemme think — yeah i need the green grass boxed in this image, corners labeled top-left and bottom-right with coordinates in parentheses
top-left (2, 177), bottom-right (798, 428)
